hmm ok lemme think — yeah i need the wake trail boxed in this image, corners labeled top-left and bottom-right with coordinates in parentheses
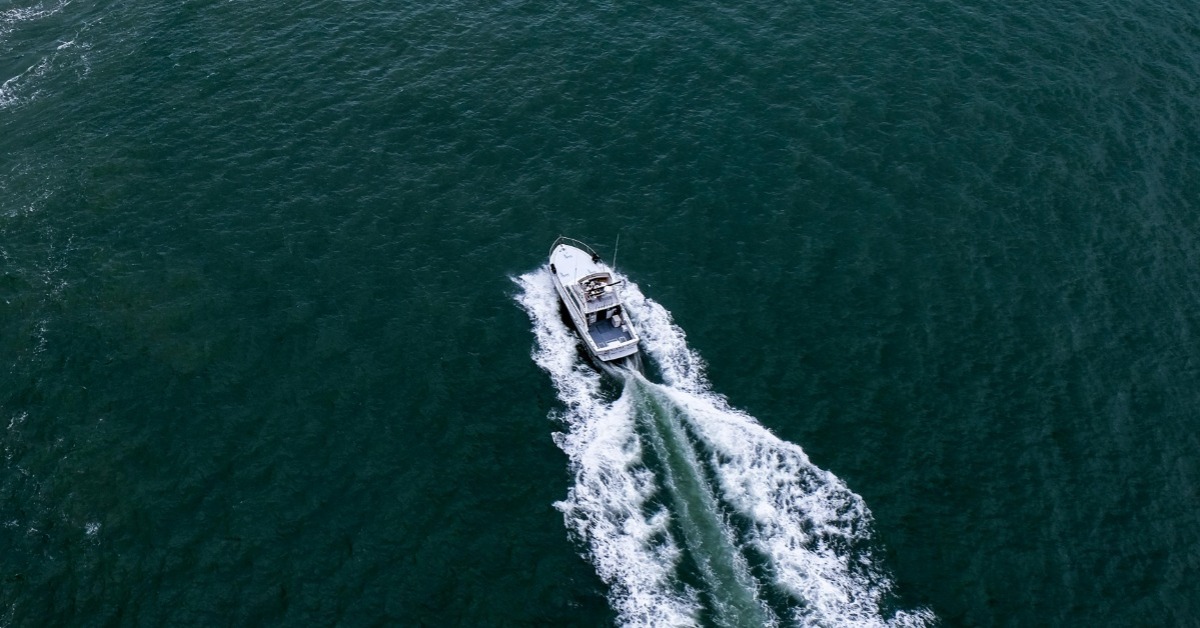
top-left (515, 270), bottom-right (700, 627)
top-left (626, 372), bottom-right (773, 627)
top-left (515, 268), bottom-right (933, 627)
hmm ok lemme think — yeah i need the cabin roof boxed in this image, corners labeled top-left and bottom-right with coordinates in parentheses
top-left (550, 243), bottom-right (605, 284)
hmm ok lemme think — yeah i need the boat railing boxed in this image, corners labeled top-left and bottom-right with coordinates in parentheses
top-left (549, 236), bottom-right (602, 261)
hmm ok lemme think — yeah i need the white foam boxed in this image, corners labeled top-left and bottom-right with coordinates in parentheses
top-left (0, 1), bottom-right (91, 111)
top-left (630, 375), bottom-right (778, 627)
top-left (1, 3), bottom-right (66, 40)
top-left (514, 270), bottom-right (700, 628)
top-left (0, 57), bottom-right (50, 110)
top-left (6, 412), bottom-right (27, 432)
top-left (514, 267), bottom-right (933, 627)
top-left (4, 412), bottom-right (28, 464)
top-left (622, 282), bottom-right (934, 627)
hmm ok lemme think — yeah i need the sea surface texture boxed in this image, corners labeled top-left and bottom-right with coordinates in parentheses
top-left (3, 0), bottom-right (1198, 625)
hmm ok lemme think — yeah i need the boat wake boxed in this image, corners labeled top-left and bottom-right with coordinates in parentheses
top-left (514, 268), bottom-right (933, 627)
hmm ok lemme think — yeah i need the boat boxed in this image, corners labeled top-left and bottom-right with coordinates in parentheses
top-left (548, 236), bottom-right (641, 364)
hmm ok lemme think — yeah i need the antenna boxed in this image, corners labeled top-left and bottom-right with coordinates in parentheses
top-left (611, 232), bottom-right (621, 276)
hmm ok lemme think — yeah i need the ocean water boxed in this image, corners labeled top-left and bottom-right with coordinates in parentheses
top-left (3, 0), bottom-right (1199, 625)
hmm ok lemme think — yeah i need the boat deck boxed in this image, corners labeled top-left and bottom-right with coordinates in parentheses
top-left (588, 316), bottom-right (634, 347)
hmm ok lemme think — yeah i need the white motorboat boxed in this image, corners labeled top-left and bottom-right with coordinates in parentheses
top-left (548, 237), bottom-right (641, 364)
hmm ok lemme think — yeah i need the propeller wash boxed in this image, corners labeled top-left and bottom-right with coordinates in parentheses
top-left (514, 268), bottom-right (933, 628)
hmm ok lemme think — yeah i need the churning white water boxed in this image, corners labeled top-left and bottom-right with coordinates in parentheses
top-left (514, 268), bottom-right (932, 628)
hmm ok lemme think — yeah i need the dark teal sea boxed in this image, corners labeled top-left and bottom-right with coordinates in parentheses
top-left (3, 0), bottom-right (1199, 625)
